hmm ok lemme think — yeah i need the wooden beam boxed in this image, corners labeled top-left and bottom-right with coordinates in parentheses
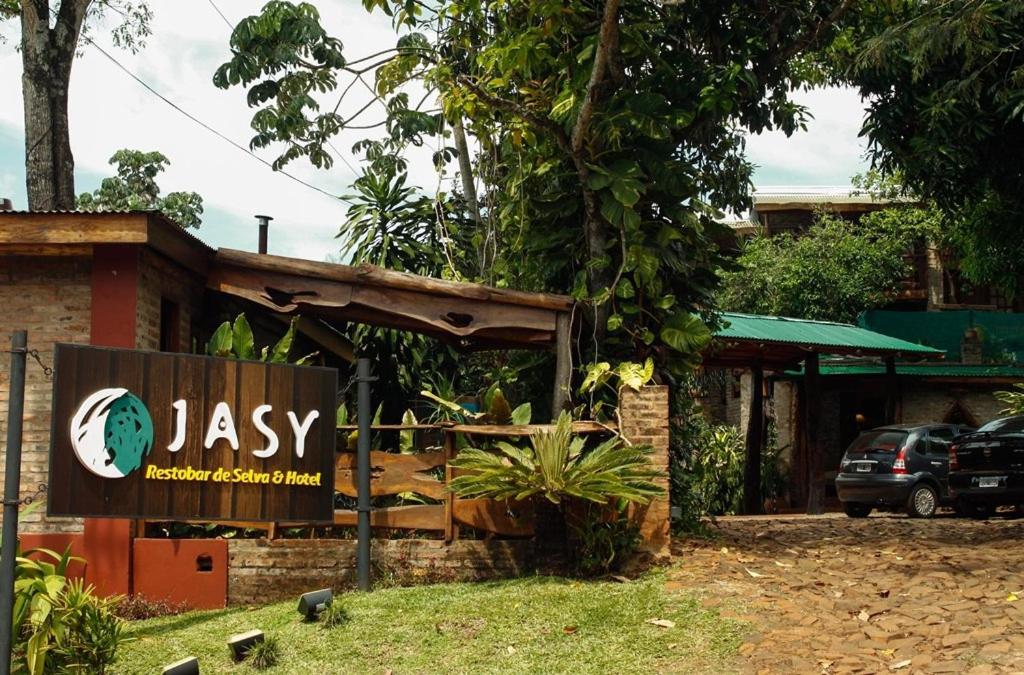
top-left (743, 366), bottom-right (764, 515)
top-left (272, 314), bottom-right (355, 363)
top-left (551, 311), bottom-right (571, 419)
top-left (804, 353), bottom-right (825, 515)
top-left (216, 248), bottom-right (574, 311)
top-left (446, 421), bottom-right (615, 436)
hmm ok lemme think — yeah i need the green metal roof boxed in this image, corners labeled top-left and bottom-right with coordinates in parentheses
top-left (716, 313), bottom-right (943, 355)
top-left (784, 363), bottom-right (1024, 378)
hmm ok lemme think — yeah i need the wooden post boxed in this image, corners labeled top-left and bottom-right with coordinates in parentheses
top-left (550, 312), bottom-right (571, 420)
top-left (804, 352), bottom-right (825, 515)
top-left (743, 366), bottom-right (764, 515)
top-left (443, 431), bottom-right (456, 543)
top-left (884, 356), bottom-right (898, 424)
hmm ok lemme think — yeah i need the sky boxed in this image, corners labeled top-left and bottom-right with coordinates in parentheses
top-left (0, 1), bottom-right (870, 262)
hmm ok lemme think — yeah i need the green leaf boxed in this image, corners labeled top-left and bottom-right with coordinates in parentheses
top-left (510, 402), bottom-right (532, 425)
top-left (267, 316), bottom-right (298, 363)
top-left (231, 314), bottom-right (256, 360)
top-left (579, 362), bottom-right (611, 394)
top-left (207, 321), bottom-right (233, 357)
top-left (400, 409), bottom-right (417, 453)
top-left (660, 313), bottom-right (712, 354)
top-left (607, 313), bottom-right (623, 332)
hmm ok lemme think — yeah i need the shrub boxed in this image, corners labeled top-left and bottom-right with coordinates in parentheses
top-left (50, 580), bottom-right (128, 674)
top-left (11, 548), bottom-right (130, 675)
top-left (113, 594), bottom-right (188, 621)
top-left (670, 391), bottom-right (788, 529)
top-left (246, 635), bottom-right (281, 670)
top-left (570, 505), bottom-right (641, 577)
top-left (319, 602), bottom-right (350, 629)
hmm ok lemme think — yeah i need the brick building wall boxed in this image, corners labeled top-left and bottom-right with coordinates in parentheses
top-left (136, 248), bottom-right (205, 352)
top-left (227, 539), bottom-right (533, 605)
top-left (619, 385), bottom-right (670, 558)
top-left (0, 256), bottom-right (92, 533)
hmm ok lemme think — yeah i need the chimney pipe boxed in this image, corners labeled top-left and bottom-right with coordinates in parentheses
top-left (255, 214), bottom-right (273, 254)
top-left (0, 198), bottom-right (12, 212)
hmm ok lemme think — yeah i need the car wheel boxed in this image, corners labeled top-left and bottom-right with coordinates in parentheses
top-left (843, 503), bottom-right (871, 518)
top-left (907, 484), bottom-right (938, 518)
top-left (959, 498), bottom-right (994, 520)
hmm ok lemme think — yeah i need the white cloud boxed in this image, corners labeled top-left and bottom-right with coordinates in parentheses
top-left (746, 87), bottom-right (870, 186)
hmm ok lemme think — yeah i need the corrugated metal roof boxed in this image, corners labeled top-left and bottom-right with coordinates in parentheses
top-left (785, 363), bottom-right (1024, 378)
top-left (752, 186), bottom-right (908, 206)
top-left (716, 312), bottom-right (942, 355)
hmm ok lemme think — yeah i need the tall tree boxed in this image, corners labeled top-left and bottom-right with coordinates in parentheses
top-left (837, 0), bottom-right (1024, 294)
top-left (2, 1), bottom-right (151, 210)
top-left (76, 149), bottom-right (204, 227)
top-left (214, 0), bottom-right (856, 380)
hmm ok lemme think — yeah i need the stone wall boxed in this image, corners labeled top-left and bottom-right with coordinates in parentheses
top-left (619, 385), bottom-right (670, 558)
top-left (900, 384), bottom-right (1003, 428)
top-left (227, 539), bottom-right (533, 605)
top-left (0, 256), bottom-right (92, 533)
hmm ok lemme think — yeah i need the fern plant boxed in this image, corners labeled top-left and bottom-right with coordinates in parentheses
top-left (448, 412), bottom-right (663, 505)
top-left (448, 412), bottom-right (663, 571)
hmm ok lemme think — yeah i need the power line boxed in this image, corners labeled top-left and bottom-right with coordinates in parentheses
top-left (198, 0), bottom-right (360, 179)
top-left (80, 34), bottom-right (342, 201)
top-left (205, 0), bottom-right (234, 31)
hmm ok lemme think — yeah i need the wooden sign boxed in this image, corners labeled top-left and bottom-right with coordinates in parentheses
top-left (47, 344), bottom-right (337, 523)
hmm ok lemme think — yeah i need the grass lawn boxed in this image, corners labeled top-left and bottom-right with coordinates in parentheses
top-left (118, 572), bottom-right (743, 674)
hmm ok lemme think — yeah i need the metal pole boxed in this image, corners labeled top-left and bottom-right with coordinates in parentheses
top-left (355, 358), bottom-right (373, 591)
top-left (0, 331), bottom-right (28, 675)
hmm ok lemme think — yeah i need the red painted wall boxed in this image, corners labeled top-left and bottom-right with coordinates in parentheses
top-left (84, 244), bottom-right (139, 597)
top-left (132, 539), bottom-right (228, 609)
top-left (19, 533), bottom-right (87, 580)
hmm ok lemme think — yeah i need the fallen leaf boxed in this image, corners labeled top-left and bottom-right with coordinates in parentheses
top-left (858, 610), bottom-right (870, 622)
top-left (720, 547), bottom-right (729, 555)
top-left (889, 659), bottom-right (911, 671)
top-left (611, 575), bottom-right (631, 584)
top-left (744, 567), bottom-right (765, 578)
top-left (507, 646), bottom-right (516, 655)
top-left (774, 560), bottom-right (793, 568)
top-left (646, 619), bottom-right (676, 628)
top-left (878, 589), bottom-right (890, 598)
top-left (667, 643), bottom-right (677, 650)
top-left (1007, 592), bottom-right (1019, 602)
top-left (563, 626), bottom-right (578, 635)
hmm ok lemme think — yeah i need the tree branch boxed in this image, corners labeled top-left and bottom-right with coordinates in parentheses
top-left (571, 0), bottom-right (621, 155)
top-left (455, 74), bottom-right (572, 154)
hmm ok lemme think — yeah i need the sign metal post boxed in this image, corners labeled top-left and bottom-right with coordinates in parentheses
top-left (0, 330), bottom-right (28, 675)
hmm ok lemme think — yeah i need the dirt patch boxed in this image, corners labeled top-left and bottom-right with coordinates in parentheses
top-left (669, 514), bottom-right (1024, 674)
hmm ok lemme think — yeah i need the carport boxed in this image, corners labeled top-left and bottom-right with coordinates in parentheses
top-left (704, 313), bottom-right (943, 514)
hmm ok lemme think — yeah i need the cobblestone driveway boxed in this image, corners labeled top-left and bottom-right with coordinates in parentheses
top-left (669, 514), bottom-right (1024, 674)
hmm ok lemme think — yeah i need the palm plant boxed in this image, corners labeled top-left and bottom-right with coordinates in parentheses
top-left (448, 412), bottom-right (663, 568)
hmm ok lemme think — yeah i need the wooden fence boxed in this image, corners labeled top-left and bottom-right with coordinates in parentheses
top-left (159, 421), bottom-right (613, 541)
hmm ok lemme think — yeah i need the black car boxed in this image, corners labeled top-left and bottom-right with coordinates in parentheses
top-left (835, 424), bottom-right (973, 518)
top-left (948, 415), bottom-right (1024, 519)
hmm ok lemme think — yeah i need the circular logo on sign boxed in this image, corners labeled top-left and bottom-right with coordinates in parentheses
top-left (70, 388), bottom-right (154, 478)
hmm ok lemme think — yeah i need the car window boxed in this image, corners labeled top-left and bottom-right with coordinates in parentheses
top-left (977, 416), bottom-right (1024, 433)
top-left (928, 428), bottom-right (954, 455)
top-left (845, 430), bottom-right (908, 454)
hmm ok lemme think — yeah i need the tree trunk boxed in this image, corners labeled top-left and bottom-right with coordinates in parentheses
top-left (20, 0), bottom-right (89, 211)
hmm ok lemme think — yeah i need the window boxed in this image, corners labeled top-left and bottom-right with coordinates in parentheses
top-left (160, 297), bottom-right (181, 352)
top-left (928, 427), bottom-right (955, 455)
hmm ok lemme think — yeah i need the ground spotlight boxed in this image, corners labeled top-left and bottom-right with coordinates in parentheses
top-left (227, 629), bottom-right (265, 661)
top-left (161, 656), bottom-right (200, 675)
top-left (297, 588), bottom-right (333, 620)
